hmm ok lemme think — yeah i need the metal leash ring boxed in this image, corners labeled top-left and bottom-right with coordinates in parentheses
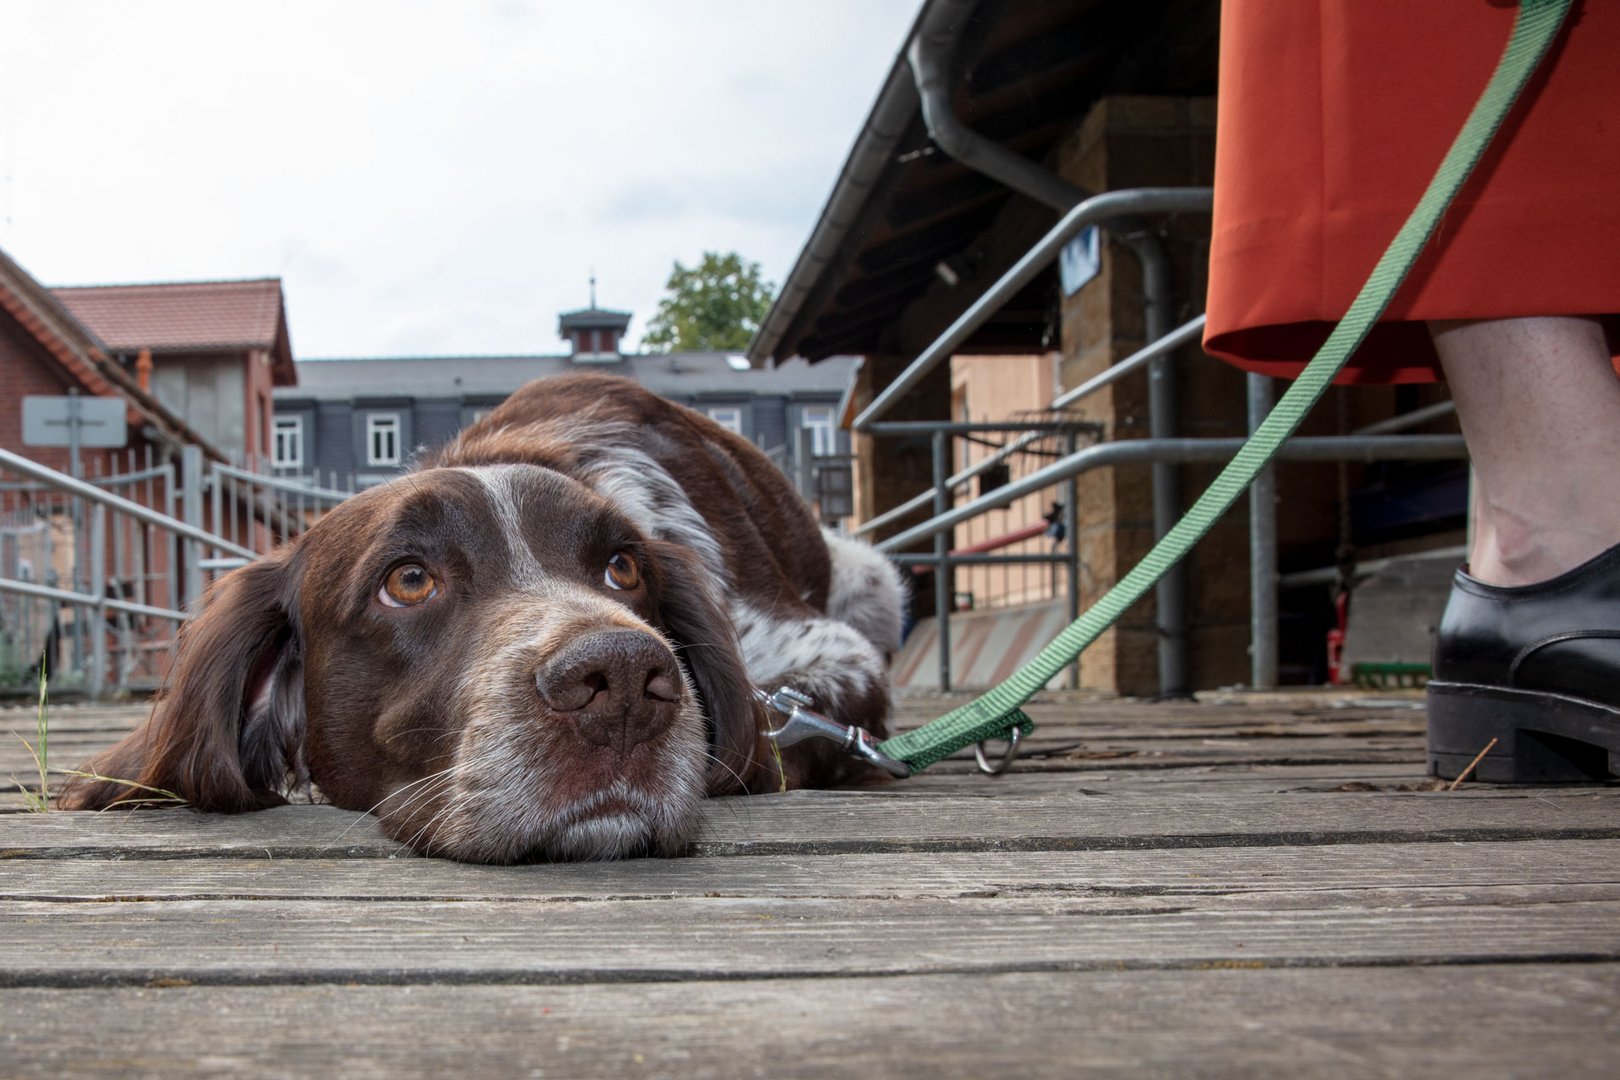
top-left (974, 724), bottom-right (1023, 776)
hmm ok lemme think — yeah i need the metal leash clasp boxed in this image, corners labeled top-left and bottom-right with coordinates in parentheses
top-left (753, 686), bottom-right (911, 778)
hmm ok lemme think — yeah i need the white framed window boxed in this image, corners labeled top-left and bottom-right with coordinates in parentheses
top-left (366, 413), bottom-right (401, 467)
top-left (801, 405), bottom-right (836, 456)
top-left (706, 406), bottom-right (743, 434)
top-left (272, 416), bottom-right (304, 469)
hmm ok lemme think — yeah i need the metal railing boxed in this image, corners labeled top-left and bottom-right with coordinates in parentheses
top-left (0, 447), bottom-right (354, 696)
top-left (873, 419), bottom-right (1098, 692)
top-left (857, 185), bottom-right (1468, 693)
top-left (0, 436), bottom-right (850, 696)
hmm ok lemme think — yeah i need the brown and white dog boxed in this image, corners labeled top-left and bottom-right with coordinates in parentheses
top-left (61, 373), bottom-right (905, 863)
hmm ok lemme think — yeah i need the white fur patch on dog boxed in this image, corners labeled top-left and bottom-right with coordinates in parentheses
top-left (821, 528), bottom-right (906, 655)
top-left (730, 601), bottom-right (888, 714)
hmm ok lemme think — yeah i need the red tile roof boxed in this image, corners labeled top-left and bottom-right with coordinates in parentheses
top-left (52, 278), bottom-right (287, 353)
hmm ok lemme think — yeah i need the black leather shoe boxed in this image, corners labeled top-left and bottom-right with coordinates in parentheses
top-left (1428, 541), bottom-right (1620, 782)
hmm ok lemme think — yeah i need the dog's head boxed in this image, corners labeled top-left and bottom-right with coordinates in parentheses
top-left (60, 464), bottom-right (768, 862)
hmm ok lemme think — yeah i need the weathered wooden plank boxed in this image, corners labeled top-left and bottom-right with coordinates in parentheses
top-left (893, 762), bottom-right (1438, 795)
top-left (0, 804), bottom-right (405, 857)
top-left (0, 696), bottom-right (1436, 790)
top-left (0, 762), bottom-right (1465, 812)
top-left (4, 786), bottom-right (1618, 860)
top-left (3, 892), bottom-right (1618, 986)
top-left (4, 965), bottom-right (1617, 1079)
top-left (3, 840), bottom-right (1616, 903)
top-left (0, 732), bottom-right (1435, 795)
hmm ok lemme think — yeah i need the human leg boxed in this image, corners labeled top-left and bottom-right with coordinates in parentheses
top-left (1429, 315), bottom-right (1620, 586)
top-left (1425, 315), bottom-right (1620, 781)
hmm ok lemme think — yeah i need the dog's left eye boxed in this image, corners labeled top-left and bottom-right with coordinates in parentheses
top-left (604, 551), bottom-right (640, 590)
top-left (379, 564), bottom-right (440, 608)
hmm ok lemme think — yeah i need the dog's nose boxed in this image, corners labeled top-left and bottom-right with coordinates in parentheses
top-left (535, 631), bottom-right (682, 751)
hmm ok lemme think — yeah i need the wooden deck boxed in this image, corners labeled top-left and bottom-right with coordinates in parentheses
top-left (3, 689), bottom-right (1618, 1078)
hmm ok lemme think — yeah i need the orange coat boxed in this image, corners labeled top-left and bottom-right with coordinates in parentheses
top-left (1203, 0), bottom-right (1620, 384)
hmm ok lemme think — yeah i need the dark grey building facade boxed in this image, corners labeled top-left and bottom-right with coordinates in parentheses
top-left (270, 306), bottom-right (858, 520)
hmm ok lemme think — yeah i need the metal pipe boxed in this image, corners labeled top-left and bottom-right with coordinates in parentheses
top-left (1278, 545), bottom-right (1469, 590)
top-left (851, 188), bottom-right (1213, 432)
top-left (89, 503), bottom-right (107, 696)
top-left (0, 577), bottom-right (186, 622)
top-left (853, 319), bottom-right (1207, 539)
top-left (855, 432), bottom-right (1046, 537)
top-left (875, 435), bottom-right (1469, 554)
top-left (892, 552), bottom-right (1067, 567)
top-left (212, 462), bottom-right (353, 504)
top-left (1353, 399), bottom-right (1457, 436)
top-left (952, 520), bottom-right (1048, 556)
top-left (1246, 374), bottom-right (1279, 689)
top-left (1050, 315), bottom-right (1207, 410)
top-left (181, 444), bottom-right (208, 606)
top-left (1135, 234), bottom-right (1187, 697)
top-left (0, 446), bottom-right (254, 560)
top-left (931, 430), bottom-right (952, 691)
top-left (1063, 429), bottom-right (1082, 690)
top-left (865, 419), bottom-right (1100, 435)
top-left (908, 4), bottom-right (1088, 214)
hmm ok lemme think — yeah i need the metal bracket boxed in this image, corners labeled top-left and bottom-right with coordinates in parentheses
top-left (754, 686), bottom-right (911, 779)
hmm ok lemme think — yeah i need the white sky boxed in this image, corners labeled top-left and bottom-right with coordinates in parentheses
top-left (0, 0), bottom-right (920, 358)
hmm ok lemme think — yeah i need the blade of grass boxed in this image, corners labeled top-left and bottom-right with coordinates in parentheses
top-left (34, 661), bottom-right (48, 808)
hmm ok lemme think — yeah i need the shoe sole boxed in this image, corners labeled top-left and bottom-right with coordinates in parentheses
top-left (1427, 681), bottom-right (1620, 783)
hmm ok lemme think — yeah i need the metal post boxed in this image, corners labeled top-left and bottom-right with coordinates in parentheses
top-left (1063, 429), bottom-right (1081, 689)
top-left (89, 503), bottom-right (107, 698)
top-left (181, 444), bottom-right (205, 609)
top-left (1137, 239), bottom-right (1189, 699)
top-left (66, 389), bottom-right (87, 680)
top-left (1246, 374), bottom-right (1279, 689)
top-left (932, 430), bottom-right (952, 692)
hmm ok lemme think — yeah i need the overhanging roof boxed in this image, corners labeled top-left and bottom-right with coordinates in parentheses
top-left (751, 0), bottom-right (1216, 364)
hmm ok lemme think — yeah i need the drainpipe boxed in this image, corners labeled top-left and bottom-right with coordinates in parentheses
top-left (907, 1), bottom-right (1189, 697)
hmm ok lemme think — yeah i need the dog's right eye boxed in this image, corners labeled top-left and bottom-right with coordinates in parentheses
top-left (380, 564), bottom-right (440, 608)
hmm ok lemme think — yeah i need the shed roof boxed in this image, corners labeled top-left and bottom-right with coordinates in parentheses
top-left (749, 0), bottom-right (1216, 364)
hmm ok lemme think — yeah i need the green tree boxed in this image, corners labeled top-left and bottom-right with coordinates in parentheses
top-left (641, 251), bottom-right (775, 352)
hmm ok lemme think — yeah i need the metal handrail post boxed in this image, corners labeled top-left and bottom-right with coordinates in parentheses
top-left (851, 187), bottom-right (1214, 432)
top-left (1063, 429), bottom-right (1081, 690)
top-left (932, 430), bottom-right (952, 692)
top-left (89, 503), bottom-right (108, 698)
top-left (181, 444), bottom-right (206, 608)
top-left (1139, 234), bottom-right (1187, 698)
top-left (1247, 374), bottom-right (1279, 689)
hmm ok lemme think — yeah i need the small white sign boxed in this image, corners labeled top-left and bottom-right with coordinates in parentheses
top-left (1059, 225), bottom-right (1101, 297)
top-left (21, 395), bottom-right (128, 448)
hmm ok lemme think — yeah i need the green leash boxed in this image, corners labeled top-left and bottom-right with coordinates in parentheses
top-left (879, 0), bottom-right (1573, 773)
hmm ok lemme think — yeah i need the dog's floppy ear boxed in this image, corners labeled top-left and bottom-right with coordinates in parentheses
top-left (59, 552), bottom-right (305, 813)
top-left (642, 540), bottom-right (769, 795)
